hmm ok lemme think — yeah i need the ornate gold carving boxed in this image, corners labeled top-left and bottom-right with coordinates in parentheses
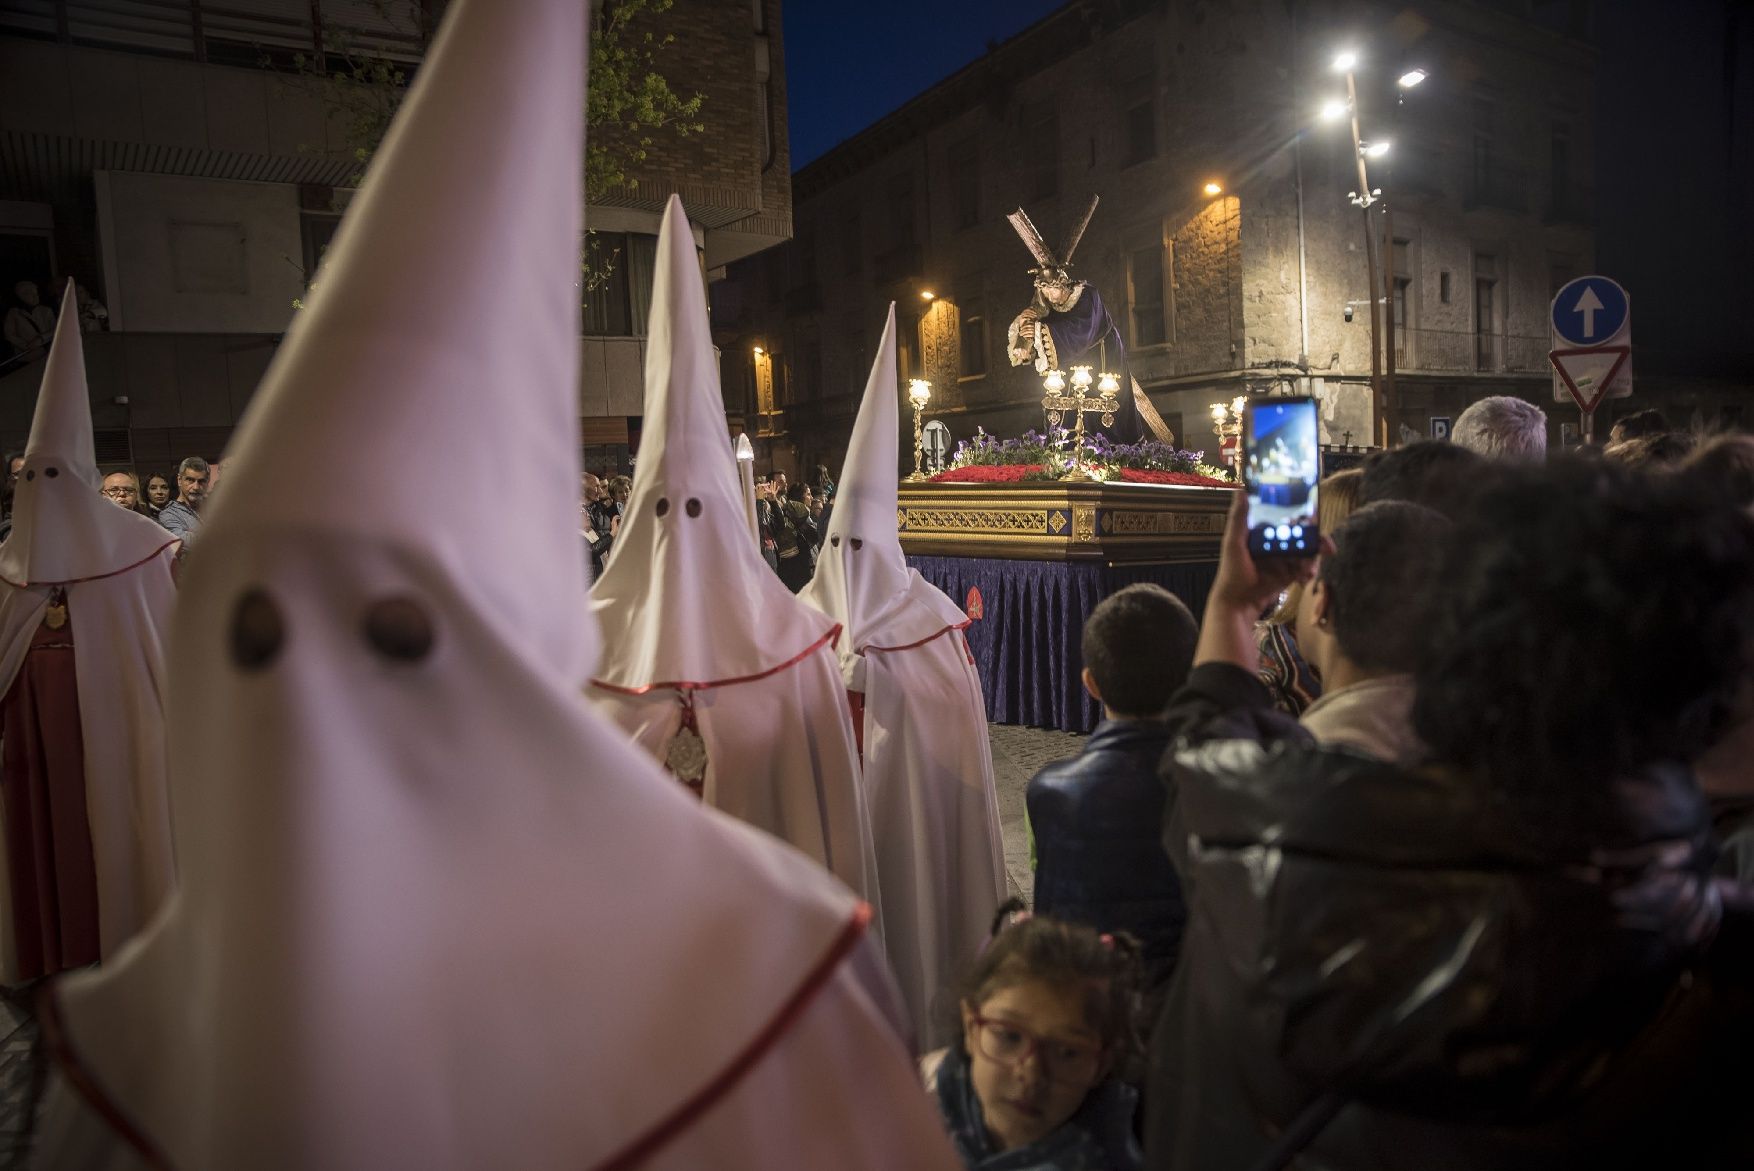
top-left (897, 506), bottom-right (909, 530)
top-left (1103, 510), bottom-right (1227, 536)
top-left (1048, 510), bottom-right (1068, 534)
top-left (1072, 506), bottom-right (1097, 542)
top-left (902, 508), bottom-right (1049, 534)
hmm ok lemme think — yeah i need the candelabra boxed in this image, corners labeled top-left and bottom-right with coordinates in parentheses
top-left (906, 379), bottom-right (932, 481)
top-left (1041, 365), bottom-right (1121, 482)
top-left (1209, 394), bottom-right (1251, 476)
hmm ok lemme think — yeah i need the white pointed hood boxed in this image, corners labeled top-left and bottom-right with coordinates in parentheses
top-left (0, 284), bottom-right (176, 586)
top-left (46, 3), bottom-right (865, 1166)
top-left (800, 306), bottom-right (965, 671)
top-left (591, 196), bottom-right (837, 686)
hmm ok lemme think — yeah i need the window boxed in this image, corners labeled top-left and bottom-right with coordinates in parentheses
top-left (1129, 241), bottom-right (1168, 348)
top-left (792, 228), bottom-right (816, 288)
top-left (1471, 98), bottom-right (1495, 194)
top-left (1391, 238), bottom-right (1413, 366)
top-left (299, 213), bottom-right (342, 284)
top-left (801, 339), bottom-right (823, 401)
top-left (1474, 252), bottom-right (1499, 371)
top-left (1439, 270), bottom-right (1452, 304)
top-left (884, 173), bottom-right (916, 253)
top-left (949, 140), bottom-right (981, 231)
top-left (959, 297), bottom-right (988, 378)
top-left (582, 231), bottom-right (659, 337)
top-left (840, 210), bottom-right (862, 277)
top-left (1548, 253), bottom-right (1576, 301)
top-left (1020, 102), bottom-right (1059, 202)
top-left (1551, 123), bottom-right (1572, 212)
top-left (1120, 74), bottom-right (1157, 167)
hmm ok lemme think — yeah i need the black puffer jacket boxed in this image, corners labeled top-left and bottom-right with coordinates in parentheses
top-left (1146, 663), bottom-right (1754, 1171)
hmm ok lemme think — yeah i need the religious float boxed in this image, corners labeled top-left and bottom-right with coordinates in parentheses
top-left (899, 423), bottom-right (1236, 733)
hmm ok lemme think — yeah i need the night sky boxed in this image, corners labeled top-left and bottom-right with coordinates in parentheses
top-left (784, 0), bottom-right (1065, 169)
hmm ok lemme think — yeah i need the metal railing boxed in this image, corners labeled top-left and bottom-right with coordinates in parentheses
top-left (1391, 326), bottom-right (1549, 374)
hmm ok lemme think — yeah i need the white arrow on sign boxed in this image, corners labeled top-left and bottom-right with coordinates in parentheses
top-left (1574, 286), bottom-right (1604, 339)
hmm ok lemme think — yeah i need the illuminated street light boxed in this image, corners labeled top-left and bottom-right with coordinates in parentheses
top-left (1203, 181), bottom-right (1223, 196)
top-left (1332, 49), bottom-right (1359, 72)
top-left (1362, 140), bottom-right (1392, 159)
top-left (1398, 68), bottom-right (1427, 88)
top-left (920, 289), bottom-right (936, 301)
top-left (752, 345), bottom-right (763, 356)
top-left (1320, 98), bottom-right (1349, 122)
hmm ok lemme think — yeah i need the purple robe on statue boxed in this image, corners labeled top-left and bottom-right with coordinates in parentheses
top-left (1031, 283), bottom-right (1143, 444)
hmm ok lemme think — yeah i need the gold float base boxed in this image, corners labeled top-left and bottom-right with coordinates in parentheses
top-left (897, 479), bottom-right (1233, 563)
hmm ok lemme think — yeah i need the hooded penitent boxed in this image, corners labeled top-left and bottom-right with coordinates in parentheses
top-left (590, 196), bottom-right (881, 920)
top-left (798, 306), bottom-right (1006, 1049)
top-left (0, 286), bottom-right (178, 982)
top-left (35, 2), bottom-right (959, 1167)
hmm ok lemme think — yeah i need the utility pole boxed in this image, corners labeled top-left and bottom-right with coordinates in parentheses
top-left (1342, 66), bottom-right (1384, 447)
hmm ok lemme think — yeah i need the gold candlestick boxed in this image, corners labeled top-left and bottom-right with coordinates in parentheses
top-left (906, 379), bottom-right (932, 481)
top-left (1041, 366), bottom-right (1119, 482)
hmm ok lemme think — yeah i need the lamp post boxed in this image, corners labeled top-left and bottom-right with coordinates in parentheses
top-left (906, 379), bottom-right (932, 481)
top-left (1323, 52), bottom-right (1427, 448)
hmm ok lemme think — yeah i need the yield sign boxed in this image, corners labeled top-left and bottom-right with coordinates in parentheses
top-left (1550, 346), bottom-right (1630, 414)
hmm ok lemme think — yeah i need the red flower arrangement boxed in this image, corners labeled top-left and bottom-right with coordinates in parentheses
top-left (1116, 468), bottom-right (1236, 488)
top-left (926, 464), bottom-right (1044, 483)
top-left (925, 465), bottom-right (1233, 488)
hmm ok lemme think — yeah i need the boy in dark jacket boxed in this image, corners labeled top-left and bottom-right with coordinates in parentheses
top-left (1027, 583), bottom-right (1198, 1009)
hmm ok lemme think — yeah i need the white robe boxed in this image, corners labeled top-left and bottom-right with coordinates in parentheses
top-left (0, 543), bottom-right (178, 980)
top-left (851, 593), bottom-right (1007, 1051)
top-left (590, 639), bottom-right (884, 933)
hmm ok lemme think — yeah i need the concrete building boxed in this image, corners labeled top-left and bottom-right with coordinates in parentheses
top-left (0, 0), bottom-right (789, 473)
top-left (713, 0), bottom-right (1598, 476)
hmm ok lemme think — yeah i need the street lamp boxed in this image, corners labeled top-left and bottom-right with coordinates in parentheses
top-left (906, 378), bottom-right (932, 481)
top-left (1325, 51), bottom-right (1429, 448)
top-left (1203, 181), bottom-right (1224, 197)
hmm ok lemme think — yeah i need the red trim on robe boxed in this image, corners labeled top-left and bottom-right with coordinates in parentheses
top-left (39, 987), bottom-right (175, 1171)
top-left (861, 621), bottom-right (974, 662)
top-left (590, 902), bottom-right (874, 1171)
top-left (0, 539), bottom-right (180, 590)
top-left (590, 624), bottom-right (842, 696)
top-left (43, 902), bottom-right (876, 1171)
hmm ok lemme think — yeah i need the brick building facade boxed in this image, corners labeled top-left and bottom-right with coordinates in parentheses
top-left (713, 0), bottom-right (1605, 478)
top-left (0, 0), bottom-right (787, 471)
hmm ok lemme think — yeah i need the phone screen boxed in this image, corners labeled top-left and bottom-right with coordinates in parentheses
top-left (1244, 396), bottom-right (1320, 557)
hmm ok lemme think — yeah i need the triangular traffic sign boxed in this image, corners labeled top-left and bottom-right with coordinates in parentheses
top-left (1549, 345), bottom-right (1630, 414)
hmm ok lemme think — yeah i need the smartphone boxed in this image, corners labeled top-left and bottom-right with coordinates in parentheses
top-left (1243, 396), bottom-right (1320, 557)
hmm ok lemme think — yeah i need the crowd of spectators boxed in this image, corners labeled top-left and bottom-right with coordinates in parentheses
top-left (1001, 396), bottom-right (1754, 1170)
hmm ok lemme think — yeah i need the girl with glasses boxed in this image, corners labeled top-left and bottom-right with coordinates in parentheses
top-left (924, 900), bottom-right (1145, 1170)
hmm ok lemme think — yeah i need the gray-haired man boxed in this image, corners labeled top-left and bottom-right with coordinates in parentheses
top-left (157, 456), bottom-right (209, 546)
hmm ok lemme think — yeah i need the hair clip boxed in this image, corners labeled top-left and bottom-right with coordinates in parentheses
top-left (1100, 933), bottom-right (1115, 950)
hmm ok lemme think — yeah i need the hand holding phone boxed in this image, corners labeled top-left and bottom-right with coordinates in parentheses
top-left (1243, 396), bottom-right (1321, 558)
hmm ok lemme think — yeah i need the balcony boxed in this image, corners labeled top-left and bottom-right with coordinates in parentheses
top-left (1544, 185), bottom-right (1594, 226)
top-left (1389, 326), bottom-right (1549, 375)
top-left (1464, 162), bottom-right (1528, 213)
top-left (783, 281), bottom-right (822, 315)
top-left (872, 242), bottom-right (923, 285)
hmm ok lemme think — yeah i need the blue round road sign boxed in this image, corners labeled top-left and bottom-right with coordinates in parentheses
top-left (1550, 275), bottom-right (1629, 347)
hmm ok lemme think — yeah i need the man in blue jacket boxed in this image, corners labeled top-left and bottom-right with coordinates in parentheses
top-left (1027, 582), bottom-right (1198, 1010)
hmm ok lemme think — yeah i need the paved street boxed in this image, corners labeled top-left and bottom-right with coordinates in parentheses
top-left (988, 722), bottom-right (1088, 905)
